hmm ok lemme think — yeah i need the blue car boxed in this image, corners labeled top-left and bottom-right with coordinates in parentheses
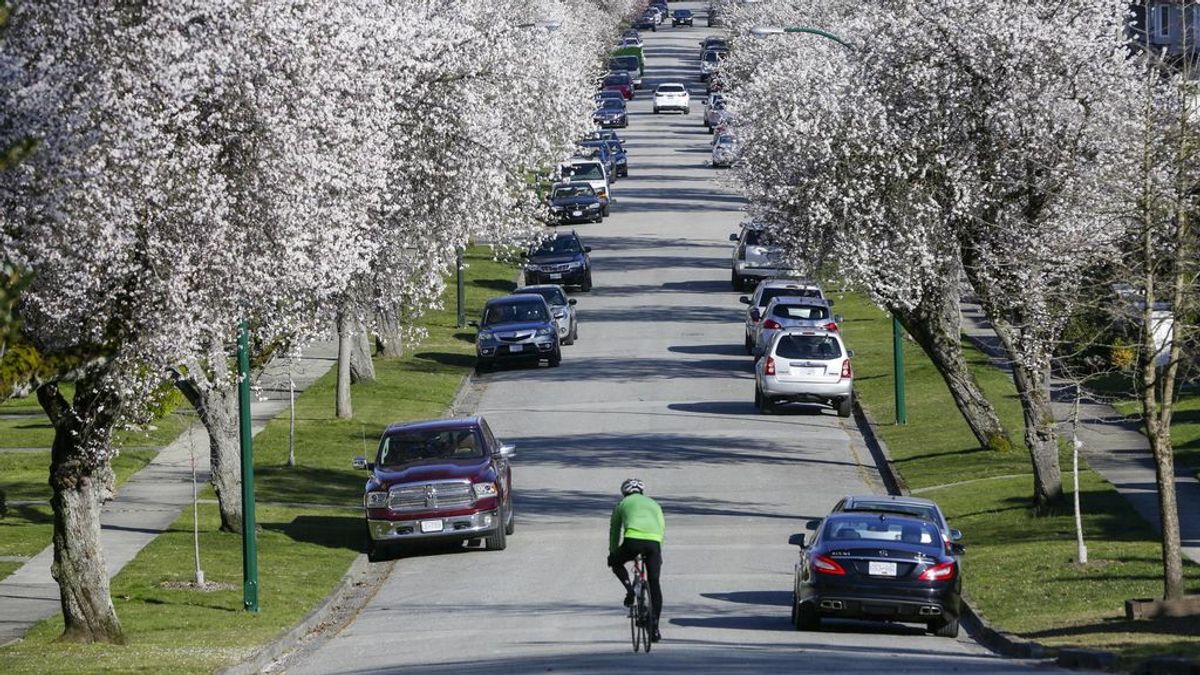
top-left (471, 294), bottom-right (561, 373)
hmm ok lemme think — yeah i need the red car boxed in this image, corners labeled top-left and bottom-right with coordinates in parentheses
top-left (603, 72), bottom-right (634, 100)
top-left (354, 416), bottom-right (516, 561)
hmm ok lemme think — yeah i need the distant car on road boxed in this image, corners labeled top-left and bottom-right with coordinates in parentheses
top-left (472, 294), bottom-right (562, 372)
top-left (592, 98), bottom-right (628, 129)
top-left (672, 9), bottom-right (694, 26)
top-left (700, 48), bottom-right (725, 81)
top-left (754, 328), bottom-right (853, 417)
top-left (634, 12), bottom-right (657, 31)
top-left (515, 284), bottom-right (578, 345)
top-left (829, 495), bottom-right (964, 548)
top-left (704, 99), bottom-right (731, 131)
top-left (547, 181), bottom-right (602, 224)
top-left (578, 138), bottom-right (627, 178)
top-left (729, 223), bottom-right (806, 291)
top-left (602, 71), bottom-right (634, 100)
top-left (711, 132), bottom-right (737, 167)
top-left (558, 159), bottom-right (611, 215)
top-left (788, 512), bottom-right (963, 637)
top-left (354, 416), bottom-right (515, 561)
top-left (698, 36), bottom-right (728, 58)
top-left (524, 230), bottom-right (593, 292)
top-left (653, 82), bottom-right (691, 114)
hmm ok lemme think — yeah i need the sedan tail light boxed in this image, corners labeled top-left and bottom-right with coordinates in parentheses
top-left (761, 319), bottom-right (781, 330)
top-left (840, 359), bottom-right (852, 380)
top-left (764, 356), bottom-right (775, 376)
top-left (812, 554), bottom-right (846, 576)
top-left (918, 561), bottom-right (957, 582)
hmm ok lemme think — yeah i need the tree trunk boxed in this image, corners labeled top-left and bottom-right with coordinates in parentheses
top-left (350, 320), bottom-right (376, 383)
top-left (175, 368), bottom-right (242, 534)
top-left (1008, 358), bottom-right (1063, 506)
top-left (336, 311), bottom-right (353, 419)
top-left (375, 306), bottom-right (405, 359)
top-left (37, 378), bottom-right (125, 644)
top-left (891, 286), bottom-right (1011, 452)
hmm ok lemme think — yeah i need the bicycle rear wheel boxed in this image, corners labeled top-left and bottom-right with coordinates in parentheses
top-left (637, 584), bottom-right (651, 653)
top-left (629, 586), bottom-right (641, 652)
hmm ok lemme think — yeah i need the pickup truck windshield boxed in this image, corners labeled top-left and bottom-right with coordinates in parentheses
top-left (379, 429), bottom-right (484, 465)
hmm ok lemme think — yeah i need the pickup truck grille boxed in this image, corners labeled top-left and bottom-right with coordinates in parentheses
top-left (388, 481), bottom-right (473, 511)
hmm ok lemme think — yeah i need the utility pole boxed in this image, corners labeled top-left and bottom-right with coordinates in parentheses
top-left (893, 317), bottom-right (907, 425)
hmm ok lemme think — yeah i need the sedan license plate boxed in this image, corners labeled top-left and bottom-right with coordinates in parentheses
top-left (549, 273), bottom-right (562, 279)
top-left (868, 561), bottom-right (898, 577)
top-left (420, 519), bottom-right (444, 533)
top-left (509, 343), bottom-right (524, 352)
top-left (572, 210), bottom-right (582, 217)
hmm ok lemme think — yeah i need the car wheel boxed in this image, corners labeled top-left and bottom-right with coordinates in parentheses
top-left (570, 322), bottom-right (579, 344)
top-left (562, 332), bottom-right (573, 346)
top-left (744, 333), bottom-right (754, 355)
top-left (580, 275), bottom-right (593, 292)
top-left (475, 360), bottom-right (491, 375)
top-left (794, 601), bottom-right (820, 631)
top-left (930, 617), bottom-right (959, 638)
top-left (485, 508), bottom-right (508, 551)
top-left (548, 346), bottom-right (562, 367)
top-left (602, 204), bottom-right (610, 217)
top-left (684, 107), bottom-right (691, 115)
top-left (754, 386), bottom-right (762, 409)
top-left (653, 107), bottom-right (659, 114)
top-left (836, 396), bottom-right (853, 418)
top-left (731, 271), bottom-right (741, 291)
top-left (708, 125), bottom-right (715, 134)
top-left (592, 215), bottom-right (602, 223)
top-left (366, 536), bottom-right (391, 563)
top-left (505, 502), bottom-right (516, 535)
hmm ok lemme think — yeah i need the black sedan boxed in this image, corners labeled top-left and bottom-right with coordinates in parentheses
top-left (633, 13), bottom-right (656, 31)
top-left (592, 98), bottom-right (627, 128)
top-left (789, 513), bottom-right (963, 637)
top-left (671, 9), bottom-right (693, 26)
top-left (547, 182), bottom-right (602, 224)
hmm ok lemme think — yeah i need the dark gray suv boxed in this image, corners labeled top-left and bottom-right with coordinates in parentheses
top-left (471, 294), bottom-right (561, 373)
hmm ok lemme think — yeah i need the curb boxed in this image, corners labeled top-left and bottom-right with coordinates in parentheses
top-left (222, 554), bottom-right (372, 675)
top-left (850, 397), bottom-right (1053, 662)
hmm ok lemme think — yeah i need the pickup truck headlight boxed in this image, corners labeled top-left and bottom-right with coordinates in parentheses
top-left (472, 482), bottom-right (499, 500)
top-left (366, 491), bottom-right (389, 508)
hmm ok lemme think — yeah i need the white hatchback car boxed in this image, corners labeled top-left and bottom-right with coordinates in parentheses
top-left (754, 328), bottom-right (853, 417)
top-left (653, 83), bottom-right (691, 114)
top-left (739, 278), bottom-right (826, 353)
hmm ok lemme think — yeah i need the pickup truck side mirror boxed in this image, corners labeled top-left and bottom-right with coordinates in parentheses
top-left (805, 518), bottom-right (822, 531)
top-left (495, 444), bottom-right (517, 458)
top-left (787, 533), bottom-right (806, 548)
top-left (352, 456), bottom-right (372, 470)
top-left (738, 296), bottom-right (751, 305)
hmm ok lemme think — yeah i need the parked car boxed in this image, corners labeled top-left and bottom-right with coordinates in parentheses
top-left (711, 132), bottom-right (737, 167)
top-left (788, 512), bottom-right (963, 637)
top-left (830, 495), bottom-right (964, 548)
top-left (700, 48), bottom-right (725, 81)
top-left (587, 128), bottom-right (622, 143)
top-left (592, 98), bottom-right (628, 128)
top-left (671, 8), bottom-right (694, 26)
top-left (558, 159), bottom-right (610, 215)
top-left (524, 229), bottom-right (593, 291)
top-left (707, 72), bottom-right (726, 93)
top-left (729, 222), bottom-right (806, 291)
top-left (578, 138), bottom-right (627, 178)
top-left (594, 90), bottom-right (625, 106)
top-left (354, 416), bottom-right (515, 560)
top-left (472, 294), bottom-right (561, 372)
top-left (704, 99), bottom-right (731, 131)
top-left (699, 36), bottom-right (728, 58)
top-left (653, 82), bottom-right (691, 114)
top-left (574, 143), bottom-right (617, 182)
top-left (739, 278), bottom-right (826, 353)
top-left (706, 5), bottom-right (721, 27)
top-left (602, 71), bottom-right (634, 100)
top-left (609, 54), bottom-right (643, 89)
top-left (754, 328), bottom-right (853, 417)
top-left (752, 296), bottom-right (839, 356)
top-left (547, 181), bottom-right (602, 224)
top-left (620, 29), bottom-right (643, 46)
top-left (633, 13), bottom-right (656, 31)
top-left (515, 284), bottom-right (578, 345)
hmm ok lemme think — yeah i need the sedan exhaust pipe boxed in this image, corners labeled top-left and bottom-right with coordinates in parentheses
top-left (819, 600), bottom-right (845, 610)
top-left (918, 606), bottom-right (942, 616)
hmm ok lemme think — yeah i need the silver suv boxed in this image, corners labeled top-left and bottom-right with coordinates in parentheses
top-left (514, 284), bottom-right (578, 345)
top-left (754, 328), bottom-right (853, 417)
top-left (739, 278), bottom-right (825, 353)
top-left (752, 296), bottom-right (840, 356)
top-left (729, 223), bottom-right (806, 292)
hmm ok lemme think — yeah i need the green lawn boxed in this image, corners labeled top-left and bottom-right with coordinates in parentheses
top-left (838, 293), bottom-right (1200, 663)
top-left (0, 246), bottom-right (518, 673)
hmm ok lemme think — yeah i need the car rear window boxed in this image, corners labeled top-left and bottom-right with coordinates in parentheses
top-left (845, 502), bottom-right (938, 523)
top-left (774, 335), bottom-right (842, 360)
top-left (605, 73), bottom-right (630, 85)
top-left (378, 429), bottom-right (484, 465)
top-left (658, 84), bottom-right (685, 93)
top-left (772, 304), bottom-right (828, 320)
top-left (823, 518), bottom-right (941, 548)
top-left (758, 287), bottom-right (819, 307)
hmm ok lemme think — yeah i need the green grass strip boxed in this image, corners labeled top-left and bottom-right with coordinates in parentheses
top-left (0, 246), bottom-right (516, 673)
top-left (839, 293), bottom-right (1200, 662)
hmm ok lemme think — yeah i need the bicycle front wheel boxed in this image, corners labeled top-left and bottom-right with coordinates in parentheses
top-left (629, 600), bottom-right (641, 652)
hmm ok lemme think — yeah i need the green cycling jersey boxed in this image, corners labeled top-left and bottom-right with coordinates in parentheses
top-left (609, 493), bottom-right (665, 553)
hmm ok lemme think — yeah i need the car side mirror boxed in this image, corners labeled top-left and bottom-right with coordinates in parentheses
top-left (468, 320), bottom-right (479, 328)
top-left (584, 246), bottom-right (592, 253)
top-left (496, 444), bottom-right (517, 458)
top-left (805, 519), bottom-right (822, 531)
top-left (728, 233), bottom-right (738, 241)
top-left (846, 350), bottom-right (854, 358)
top-left (826, 299), bottom-right (835, 306)
top-left (949, 528), bottom-right (963, 542)
top-left (352, 456), bottom-right (371, 470)
top-left (950, 543), bottom-right (966, 556)
top-left (749, 308), bottom-right (761, 321)
top-left (833, 314), bottom-right (844, 324)
top-left (738, 296), bottom-right (751, 305)
top-left (568, 299), bottom-right (577, 305)
top-left (787, 533), bottom-right (806, 548)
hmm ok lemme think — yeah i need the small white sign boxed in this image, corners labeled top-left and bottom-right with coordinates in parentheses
top-left (868, 561), bottom-right (897, 577)
top-left (420, 519), bottom-right (444, 533)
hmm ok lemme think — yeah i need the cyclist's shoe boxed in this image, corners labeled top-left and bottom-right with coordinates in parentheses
top-left (651, 628), bottom-right (662, 643)
top-left (623, 591), bottom-right (635, 607)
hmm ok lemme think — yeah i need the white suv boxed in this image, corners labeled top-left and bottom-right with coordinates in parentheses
top-left (739, 278), bottom-right (825, 353)
top-left (653, 83), bottom-right (691, 114)
top-left (754, 328), bottom-right (854, 417)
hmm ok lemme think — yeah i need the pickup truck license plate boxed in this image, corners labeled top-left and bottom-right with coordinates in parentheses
top-left (509, 343), bottom-right (524, 353)
top-left (420, 519), bottom-right (443, 533)
top-left (869, 561), bottom-right (898, 577)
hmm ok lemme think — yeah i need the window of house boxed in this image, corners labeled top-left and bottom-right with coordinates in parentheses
top-left (1156, 5), bottom-right (1172, 40)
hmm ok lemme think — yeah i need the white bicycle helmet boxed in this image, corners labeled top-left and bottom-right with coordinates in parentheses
top-left (621, 478), bottom-right (645, 496)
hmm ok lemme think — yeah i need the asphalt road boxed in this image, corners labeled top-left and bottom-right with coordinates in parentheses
top-left (289, 7), bottom-right (1067, 673)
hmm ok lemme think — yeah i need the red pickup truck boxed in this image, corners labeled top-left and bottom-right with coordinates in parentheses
top-left (354, 416), bottom-right (515, 562)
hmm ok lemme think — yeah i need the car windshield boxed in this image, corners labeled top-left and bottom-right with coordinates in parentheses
top-left (562, 164), bottom-right (603, 181)
top-left (774, 334), bottom-right (843, 360)
top-left (674, 10), bottom-right (690, 16)
top-left (600, 100), bottom-right (624, 111)
top-left (483, 301), bottom-right (549, 325)
top-left (378, 428), bottom-right (484, 466)
top-left (845, 502), bottom-right (939, 523)
top-left (773, 304), bottom-right (829, 320)
top-left (703, 50), bottom-right (721, 63)
top-left (715, 135), bottom-right (734, 147)
top-left (742, 228), bottom-right (778, 246)
top-left (518, 287), bottom-right (567, 305)
top-left (534, 235), bottom-right (583, 255)
top-left (612, 57), bottom-right (638, 69)
top-left (553, 185), bottom-right (595, 199)
top-left (823, 517), bottom-right (941, 549)
top-left (604, 140), bottom-right (623, 153)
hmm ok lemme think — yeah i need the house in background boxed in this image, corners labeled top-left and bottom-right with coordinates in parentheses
top-left (1128, 1), bottom-right (1200, 60)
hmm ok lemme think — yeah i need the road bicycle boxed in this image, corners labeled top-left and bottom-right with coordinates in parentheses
top-left (627, 554), bottom-right (652, 653)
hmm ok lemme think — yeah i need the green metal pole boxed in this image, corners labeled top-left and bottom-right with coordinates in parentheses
top-left (237, 320), bottom-right (260, 612)
top-left (892, 317), bottom-right (907, 425)
top-left (456, 248), bottom-right (466, 329)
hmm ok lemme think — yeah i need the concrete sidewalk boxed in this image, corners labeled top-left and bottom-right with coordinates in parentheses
top-left (960, 301), bottom-right (1200, 565)
top-left (0, 341), bottom-right (338, 647)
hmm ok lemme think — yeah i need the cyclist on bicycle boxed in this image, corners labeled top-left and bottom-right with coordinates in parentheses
top-left (607, 478), bottom-right (665, 642)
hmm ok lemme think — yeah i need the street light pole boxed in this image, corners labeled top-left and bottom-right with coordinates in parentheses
top-left (237, 321), bottom-right (260, 612)
top-left (893, 317), bottom-right (907, 425)
top-left (749, 25), bottom-right (854, 50)
top-left (456, 248), bottom-right (466, 328)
